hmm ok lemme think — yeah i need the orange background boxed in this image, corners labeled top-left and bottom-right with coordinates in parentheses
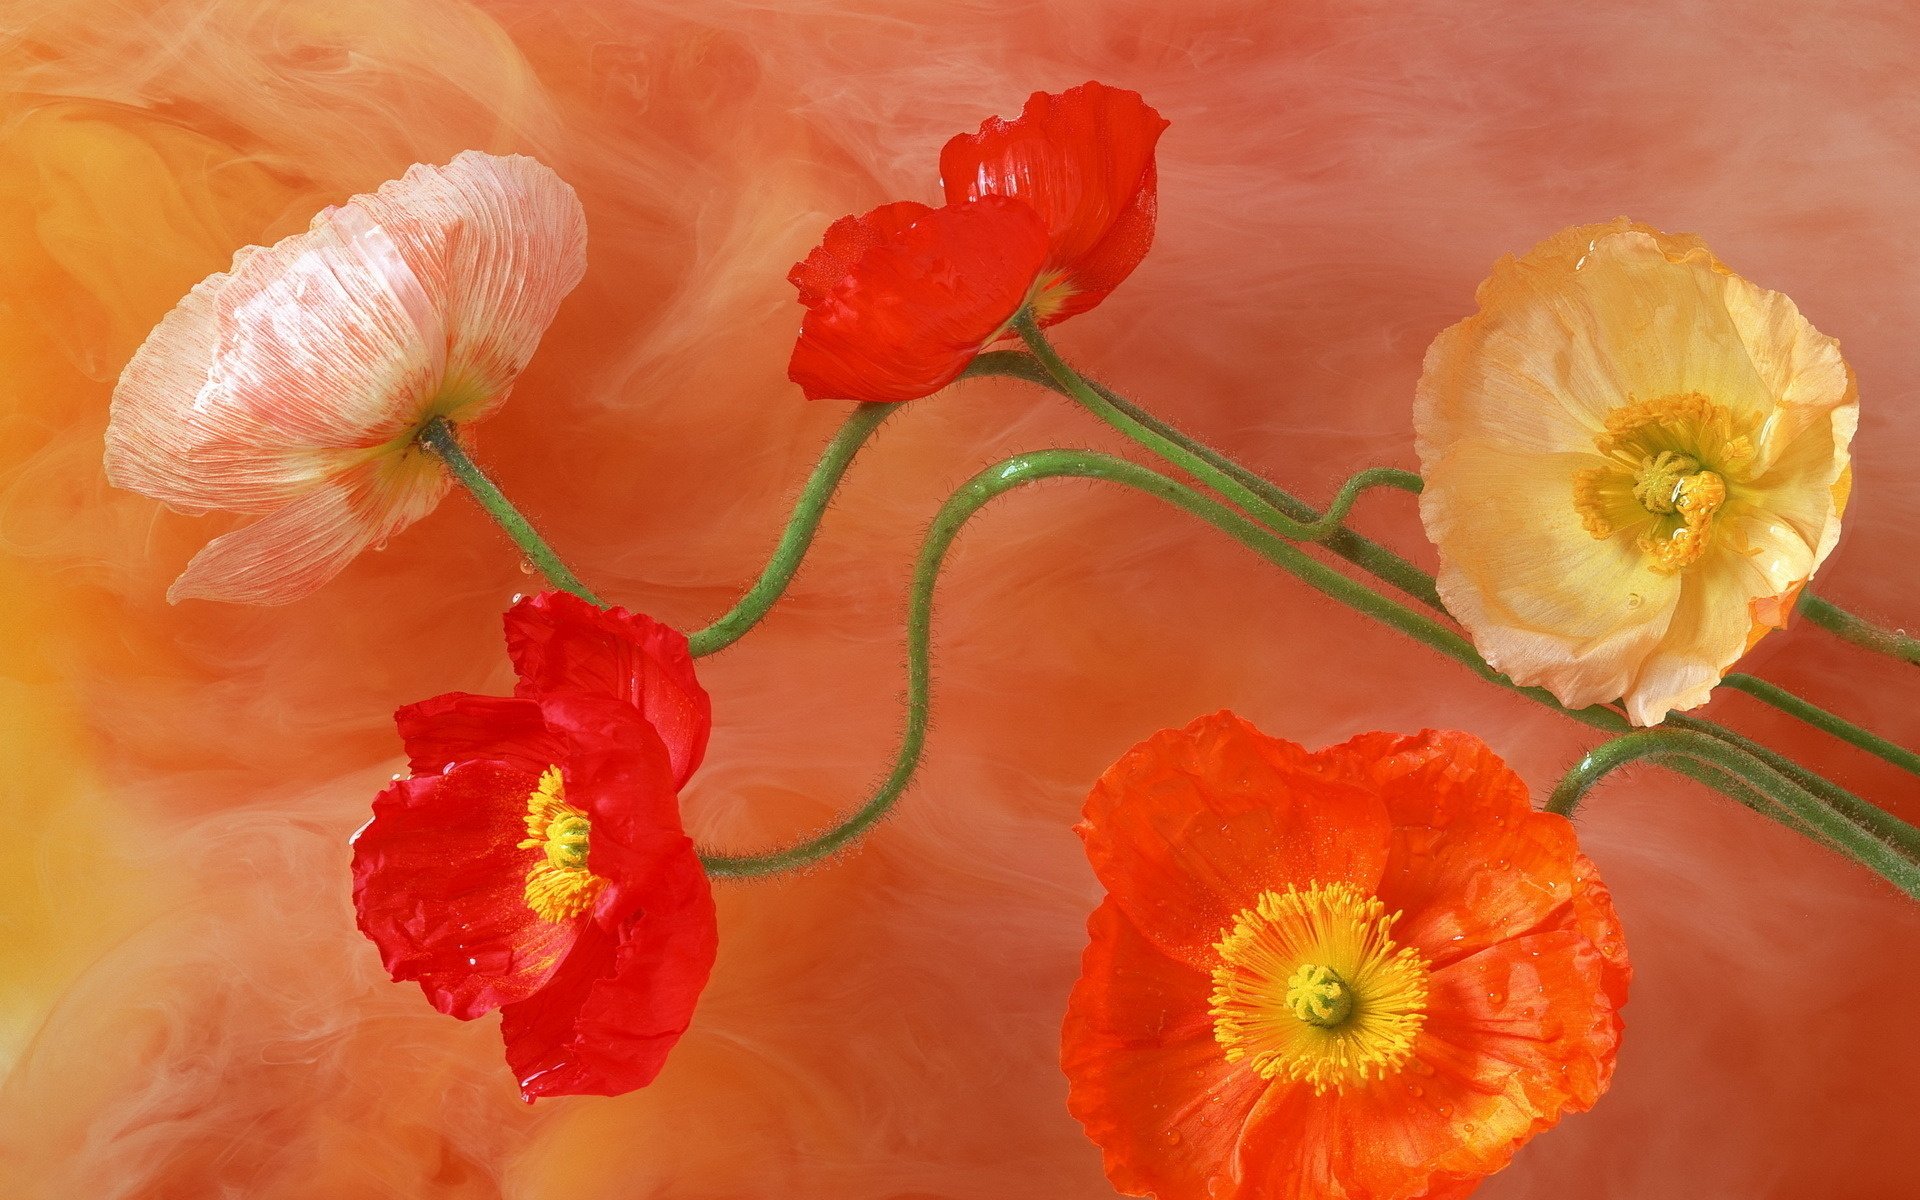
top-left (3, 2), bottom-right (1918, 1196)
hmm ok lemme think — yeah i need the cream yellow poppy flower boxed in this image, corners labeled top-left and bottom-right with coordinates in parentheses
top-left (1415, 219), bottom-right (1856, 726)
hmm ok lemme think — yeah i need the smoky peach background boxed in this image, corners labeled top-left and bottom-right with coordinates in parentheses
top-left (3, 1), bottom-right (1918, 1197)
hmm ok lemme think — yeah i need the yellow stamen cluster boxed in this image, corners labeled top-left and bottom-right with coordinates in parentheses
top-left (519, 766), bottom-right (604, 922)
top-left (1209, 882), bottom-right (1430, 1094)
top-left (1571, 392), bottom-right (1755, 574)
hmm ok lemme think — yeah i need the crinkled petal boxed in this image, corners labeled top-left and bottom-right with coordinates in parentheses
top-left (105, 152), bottom-right (584, 523)
top-left (531, 691), bottom-right (687, 921)
top-left (940, 81), bottom-right (1168, 324)
top-left (787, 201), bottom-right (931, 308)
top-left (1623, 551), bottom-right (1780, 725)
top-left (501, 838), bottom-right (716, 1101)
top-left (356, 151), bottom-right (588, 421)
top-left (504, 592), bottom-right (711, 789)
top-left (1322, 731), bottom-right (1624, 990)
top-left (165, 450), bottom-right (449, 605)
top-left (787, 196), bottom-right (1048, 402)
top-left (1421, 440), bottom-right (1681, 710)
top-left (395, 692), bottom-right (567, 779)
top-left (351, 761), bottom-right (578, 1020)
top-left (1080, 711), bottom-right (1391, 969)
top-left (1061, 899), bottom-right (1268, 1200)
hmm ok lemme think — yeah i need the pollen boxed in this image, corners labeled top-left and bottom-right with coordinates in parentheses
top-left (1572, 392), bottom-right (1750, 573)
top-left (1209, 882), bottom-right (1430, 1094)
top-left (518, 766), bottom-right (604, 922)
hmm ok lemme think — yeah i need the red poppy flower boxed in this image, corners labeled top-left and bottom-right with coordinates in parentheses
top-left (1063, 713), bottom-right (1629, 1200)
top-left (940, 80), bottom-right (1169, 326)
top-left (787, 82), bottom-right (1167, 403)
top-left (351, 591), bottom-right (716, 1100)
top-left (787, 197), bottom-right (1048, 403)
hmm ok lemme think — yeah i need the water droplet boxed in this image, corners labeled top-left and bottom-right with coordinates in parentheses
top-left (1626, 592), bottom-right (1643, 609)
top-left (519, 558), bottom-right (536, 574)
top-left (389, 773), bottom-right (402, 782)
top-left (1207, 1176), bottom-right (1231, 1199)
top-left (1487, 990), bottom-right (1505, 1006)
top-left (1438, 1104), bottom-right (1453, 1117)
top-left (442, 762), bottom-right (458, 774)
top-left (1408, 1085), bottom-right (1424, 1097)
top-left (1163, 1129), bottom-right (1183, 1147)
top-left (511, 592), bottom-right (525, 603)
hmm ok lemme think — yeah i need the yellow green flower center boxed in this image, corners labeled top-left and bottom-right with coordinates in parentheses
top-left (518, 766), bottom-right (605, 922)
top-left (1572, 392), bottom-right (1755, 573)
top-left (1209, 882), bottom-right (1430, 1094)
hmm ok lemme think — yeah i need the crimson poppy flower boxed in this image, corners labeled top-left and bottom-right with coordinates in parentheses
top-left (940, 80), bottom-right (1169, 326)
top-left (787, 82), bottom-right (1167, 403)
top-left (1064, 713), bottom-right (1629, 1199)
top-left (351, 591), bottom-right (715, 1100)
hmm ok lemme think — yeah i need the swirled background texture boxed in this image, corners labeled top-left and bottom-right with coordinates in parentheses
top-left (4, 1), bottom-right (1919, 1196)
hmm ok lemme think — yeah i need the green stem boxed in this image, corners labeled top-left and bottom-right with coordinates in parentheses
top-left (687, 403), bottom-right (894, 656)
top-left (964, 349), bottom-right (1441, 610)
top-left (1664, 711), bottom-right (1920, 859)
top-left (1014, 314), bottom-right (1362, 545)
top-left (1544, 729), bottom-right (1920, 900)
top-left (968, 345), bottom-right (1920, 837)
top-left (703, 450), bottom-right (1615, 877)
top-left (1798, 591), bottom-right (1920, 666)
top-left (418, 418), bottom-right (602, 605)
top-left (1719, 673), bottom-right (1920, 779)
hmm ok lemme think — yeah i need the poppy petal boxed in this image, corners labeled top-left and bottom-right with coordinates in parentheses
top-left (533, 691), bottom-right (687, 918)
top-left (395, 692), bottom-right (567, 779)
top-left (1080, 711), bottom-right (1392, 967)
top-left (787, 195), bottom-right (1048, 403)
top-left (939, 81), bottom-right (1168, 323)
top-left (164, 451), bottom-right (449, 605)
top-left (503, 591), bottom-right (712, 788)
top-left (501, 839), bottom-right (717, 1100)
top-left (787, 200), bottom-right (931, 308)
top-left (1062, 899), bottom-right (1268, 1200)
top-left (356, 151), bottom-right (588, 421)
top-left (103, 247), bottom-right (330, 516)
top-left (351, 762), bottom-right (577, 1019)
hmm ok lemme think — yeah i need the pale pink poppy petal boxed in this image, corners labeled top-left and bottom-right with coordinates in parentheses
top-left (356, 151), bottom-right (588, 422)
top-left (107, 204), bottom-right (447, 517)
top-left (165, 450), bottom-right (450, 605)
top-left (102, 245), bottom-right (330, 515)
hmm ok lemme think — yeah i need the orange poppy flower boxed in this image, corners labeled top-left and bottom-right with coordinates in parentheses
top-left (104, 151), bottom-right (587, 604)
top-left (1063, 713), bottom-right (1629, 1200)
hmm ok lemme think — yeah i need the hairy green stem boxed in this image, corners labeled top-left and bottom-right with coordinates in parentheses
top-left (1664, 712), bottom-right (1920, 858)
top-left (687, 403), bottom-right (895, 656)
top-left (1545, 729), bottom-right (1920, 900)
top-left (418, 417), bottom-right (602, 605)
top-left (1800, 591), bottom-right (1920, 666)
top-left (964, 349), bottom-right (1441, 610)
top-left (1720, 673), bottom-right (1920, 779)
top-left (703, 450), bottom-right (1638, 877)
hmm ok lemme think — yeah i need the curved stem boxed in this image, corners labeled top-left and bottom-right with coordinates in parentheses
top-left (1545, 729), bottom-right (1920, 900)
top-left (702, 450), bottom-right (1614, 877)
top-left (1799, 591), bottom-right (1920, 666)
top-left (1719, 673), bottom-right (1920, 779)
top-left (1014, 314), bottom-right (1354, 544)
top-left (964, 349), bottom-right (1441, 610)
top-left (687, 403), bottom-right (894, 657)
top-left (418, 418), bottom-right (602, 605)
